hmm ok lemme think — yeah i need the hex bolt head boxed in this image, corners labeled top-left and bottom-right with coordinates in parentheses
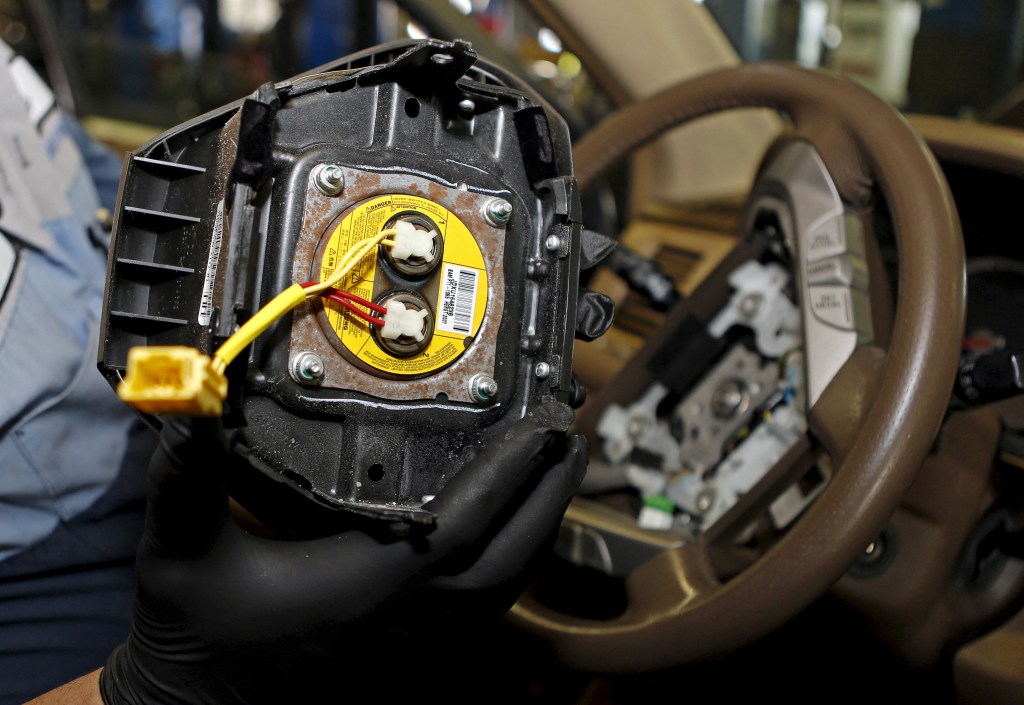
top-left (314, 164), bottom-right (345, 196)
top-left (535, 361), bottom-right (551, 379)
top-left (291, 352), bottom-right (325, 384)
top-left (545, 234), bottom-right (563, 252)
top-left (482, 198), bottom-right (512, 227)
top-left (695, 489), bottom-right (715, 514)
top-left (468, 373), bottom-right (499, 404)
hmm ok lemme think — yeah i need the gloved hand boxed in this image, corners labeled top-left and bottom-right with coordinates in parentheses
top-left (99, 403), bottom-right (585, 704)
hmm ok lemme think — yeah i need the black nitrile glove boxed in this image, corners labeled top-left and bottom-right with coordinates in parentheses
top-left (99, 403), bottom-right (585, 704)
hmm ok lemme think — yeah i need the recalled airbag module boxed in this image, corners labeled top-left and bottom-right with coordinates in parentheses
top-left (98, 40), bottom-right (583, 532)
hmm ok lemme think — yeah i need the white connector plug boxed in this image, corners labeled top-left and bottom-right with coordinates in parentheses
top-left (390, 220), bottom-right (435, 262)
top-left (380, 300), bottom-right (429, 341)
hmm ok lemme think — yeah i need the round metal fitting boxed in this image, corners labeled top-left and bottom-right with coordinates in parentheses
top-left (458, 98), bottom-right (476, 113)
top-left (694, 488), bottom-right (716, 515)
top-left (381, 212), bottom-right (443, 278)
top-left (526, 258), bottom-right (550, 280)
top-left (738, 292), bottom-right (764, 319)
top-left (627, 415), bottom-right (652, 439)
top-left (482, 198), bottom-right (512, 227)
top-left (545, 235), bottom-right (562, 252)
top-left (370, 290), bottom-right (434, 358)
top-left (534, 361), bottom-right (551, 379)
top-left (468, 373), bottom-right (499, 404)
top-left (291, 351), bottom-right (326, 384)
top-left (859, 536), bottom-right (887, 565)
top-left (710, 379), bottom-right (750, 420)
top-left (314, 163), bottom-right (345, 196)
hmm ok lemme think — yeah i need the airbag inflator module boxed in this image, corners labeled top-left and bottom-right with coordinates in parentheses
top-left (98, 39), bottom-right (583, 533)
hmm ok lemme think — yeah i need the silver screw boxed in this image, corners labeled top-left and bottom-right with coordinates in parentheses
top-left (858, 536), bottom-right (887, 565)
top-left (545, 235), bottom-right (562, 252)
top-left (482, 198), bottom-right (512, 227)
top-left (458, 99), bottom-right (475, 113)
top-left (695, 489), bottom-right (715, 514)
top-left (291, 352), bottom-right (325, 384)
top-left (431, 53), bottom-right (453, 65)
top-left (535, 361), bottom-right (551, 379)
top-left (468, 373), bottom-right (499, 404)
top-left (738, 292), bottom-right (764, 319)
top-left (627, 416), bottom-right (651, 439)
top-left (314, 164), bottom-right (345, 196)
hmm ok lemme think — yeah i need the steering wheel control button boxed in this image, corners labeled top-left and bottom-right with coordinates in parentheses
top-left (749, 142), bottom-right (877, 407)
top-left (805, 215), bottom-right (845, 261)
top-left (805, 254), bottom-right (868, 290)
top-left (809, 287), bottom-right (852, 329)
top-left (808, 286), bottom-right (872, 334)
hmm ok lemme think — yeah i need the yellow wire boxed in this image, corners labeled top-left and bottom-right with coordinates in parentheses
top-left (209, 229), bottom-right (398, 374)
top-left (211, 284), bottom-right (308, 374)
top-left (304, 229), bottom-right (397, 296)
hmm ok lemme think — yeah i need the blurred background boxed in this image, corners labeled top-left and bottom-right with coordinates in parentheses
top-left (5, 0), bottom-right (1024, 154)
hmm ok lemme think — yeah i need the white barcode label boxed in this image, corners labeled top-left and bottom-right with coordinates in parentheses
top-left (197, 199), bottom-right (224, 326)
top-left (437, 264), bottom-right (479, 335)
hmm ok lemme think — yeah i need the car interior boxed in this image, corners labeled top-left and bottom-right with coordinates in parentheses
top-left (6, 1), bottom-right (1024, 703)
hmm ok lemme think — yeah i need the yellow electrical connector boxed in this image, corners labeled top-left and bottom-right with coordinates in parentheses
top-left (117, 346), bottom-right (228, 416)
top-left (116, 229), bottom-right (398, 417)
top-left (115, 284), bottom-right (307, 416)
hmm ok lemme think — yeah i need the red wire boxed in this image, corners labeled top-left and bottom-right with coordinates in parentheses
top-left (300, 281), bottom-right (388, 324)
top-left (325, 292), bottom-right (386, 326)
top-left (300, 281), bottom-right (388, 314)
top-left (331, 289), bottom-right (388, 314)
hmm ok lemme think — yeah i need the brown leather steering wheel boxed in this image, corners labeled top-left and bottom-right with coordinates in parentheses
top-left (508, 63), bottom-right (965, 671)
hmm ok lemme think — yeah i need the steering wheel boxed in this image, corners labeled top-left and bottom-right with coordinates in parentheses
top-left (508, 63), bottom-right (965, 671)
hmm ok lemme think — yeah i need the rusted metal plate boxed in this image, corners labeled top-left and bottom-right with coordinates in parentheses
top-left (288, 165), bottom-right (506, 402)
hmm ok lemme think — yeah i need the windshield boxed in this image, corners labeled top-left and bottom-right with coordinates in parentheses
top-left (702, 0), bottom-right (1024, 122)
top-left (8, 0), bottom-right (1015, 143)
top-left (0, 0), bottom-right (615, 146)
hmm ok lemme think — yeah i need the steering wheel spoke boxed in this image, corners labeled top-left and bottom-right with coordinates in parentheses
top-left (555, 497), bottom-right (686, 578)
top-left (808, 344), bottom-right (888, 463)
top-left (624, 540), bottom-right (720, 615)
top-left (702, 433), bottom-right (815, 546)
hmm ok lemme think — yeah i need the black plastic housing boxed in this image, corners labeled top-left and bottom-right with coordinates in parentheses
top-left (98, 39), bottom-right (581, 534)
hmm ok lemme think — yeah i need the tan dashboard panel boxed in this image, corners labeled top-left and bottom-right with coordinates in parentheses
top-left (909, 114), bottom-right (1024, 179)
top-left (82, 115), bottom-right (162, 154)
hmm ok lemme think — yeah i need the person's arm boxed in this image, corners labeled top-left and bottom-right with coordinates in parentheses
top-left (24, 669), bottom-right (102, 705)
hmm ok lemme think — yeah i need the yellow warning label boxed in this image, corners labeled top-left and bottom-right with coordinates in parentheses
top-left (317, 194), bottom-right (488, 376)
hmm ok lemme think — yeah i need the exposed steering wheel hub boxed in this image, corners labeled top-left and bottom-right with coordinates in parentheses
top-left (510, 62), bottom-right (964, 671)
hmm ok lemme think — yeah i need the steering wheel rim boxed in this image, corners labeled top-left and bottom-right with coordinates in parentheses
top-left (508, 63), bottom-right (965, 671)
